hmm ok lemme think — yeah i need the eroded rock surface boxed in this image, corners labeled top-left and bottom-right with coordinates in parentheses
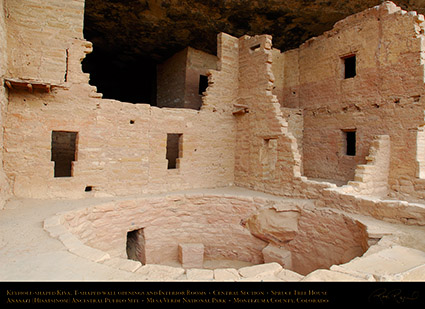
top-left (84, 0), bottom-right (425, 61)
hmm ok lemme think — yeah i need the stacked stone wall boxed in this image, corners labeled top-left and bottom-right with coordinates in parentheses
top-left (279, 2), bottom-right (425, 201)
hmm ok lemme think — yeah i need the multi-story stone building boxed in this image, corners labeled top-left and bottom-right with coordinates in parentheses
top-left (1, 1), bottom-right (425, 282)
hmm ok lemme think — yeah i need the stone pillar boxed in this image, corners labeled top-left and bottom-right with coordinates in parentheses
top-left (178, 243), bottom-right (204, 268)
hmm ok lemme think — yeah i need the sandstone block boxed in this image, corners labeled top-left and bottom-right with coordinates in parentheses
top-left (45, 224), bottom-right (68, 238)
top-left (68, 244), bottom-right (110, 263)
top-left (398, 263), bottom-right (425, 281)
top-left (136, 264), bottom-right (185, 280)
top-left (178, 243), bottom-right (204, 268)
top-left (245, 208), bottom-right (300, 244)
top-left (43, 215), bottom-right (62, 229)
top-left (276, 269), bottom-right (304, 281)
top-left (213, 268), bottom-right (240, 281)
top-left (58, 232), bottom-right (82, 250)
top-left (238, 262), bottom-right (282, 279)
top-left (186, 268), bottom-right (214, 280)
top-left (262, 244), bottom-right (292, 268)
top-left (103, 257), bottom-right (142, 272)
top-left (337, 245), bottom-right (425, 277)
top-left (301, 269), bottom-right (370, 282)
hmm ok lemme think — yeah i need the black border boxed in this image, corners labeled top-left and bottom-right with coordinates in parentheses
top-left (1, 281), bottom-right (424, 306)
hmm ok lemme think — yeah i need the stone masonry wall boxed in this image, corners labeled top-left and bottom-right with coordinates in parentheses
top-left (184, 47), bottom-right (218, 109)
top-left (0, 0), bottom-right (11, 208)
top-left (157, 47), bottom-right (218, 110)
top-left (4, 0), bottom-right (425, 206)
top-left (3, 2), bottom-right (236, 199)
top-left (62, 194), bottom-right (268, 264)
top-left (156, 48), bottom-right (187, 109)
top-left (343, 135), bottom-right (391, 197)
top-left (5, 0), bottom-right (85, 84)
top-left (234, 34), bottom-right (300, 191)
top-left (279, 2), bottom-right (425, 200)
top-left (233, 33), bottom-right (322, 199)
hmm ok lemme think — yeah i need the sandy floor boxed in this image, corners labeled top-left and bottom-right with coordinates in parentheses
top-left (0, 196), bottom-right (142, 281)
top-left (0, 187), bottom-right (266, 281)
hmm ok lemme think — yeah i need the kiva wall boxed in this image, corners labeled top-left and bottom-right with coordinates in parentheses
top-left (0, 0), bottom-right (11, 208)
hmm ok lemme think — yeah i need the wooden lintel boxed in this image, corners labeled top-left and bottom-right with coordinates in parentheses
top-left (232, 108), bottom-right (248, 115)
top-left (233, 103), bottom-right (249, 109)
top-left (3, 78), bottom-right (61, 93)
top-left (232, 103), bottom-right (249, 116)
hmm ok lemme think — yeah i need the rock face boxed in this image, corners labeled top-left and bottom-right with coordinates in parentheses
top-left (83, 0), bottom-right (425, 61)
top-left (244, 208), bottom-right (300, 245)
top-left (82, 0), bottom-right (425, 107)
top-left (244, 205), bottom-right (369, 275)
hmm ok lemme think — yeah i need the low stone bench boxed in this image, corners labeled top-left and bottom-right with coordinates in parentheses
top-left (178, 243), bottom-right (204, 268)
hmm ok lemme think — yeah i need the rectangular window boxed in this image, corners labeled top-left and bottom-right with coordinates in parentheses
top-left (166, 133), bottom-right (182, 169)
top-left (198, 75), bottom-right (208, 95)
top-left (343, 130), bottom-right (356, 156)
top-left (51, 131), bottom-right (78, 177)
top-left (343, 55), bottom-right (356, 79)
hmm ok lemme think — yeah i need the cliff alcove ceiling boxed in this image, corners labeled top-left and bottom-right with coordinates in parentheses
top-left (82, 0), bottom-right (425, 104)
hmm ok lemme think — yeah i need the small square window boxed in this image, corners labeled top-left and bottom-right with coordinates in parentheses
top-left (343, 55), bottom-right (356, 79)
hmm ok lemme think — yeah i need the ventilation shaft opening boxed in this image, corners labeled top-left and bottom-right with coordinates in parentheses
top-left (126, 228), bottom-right (146, 264)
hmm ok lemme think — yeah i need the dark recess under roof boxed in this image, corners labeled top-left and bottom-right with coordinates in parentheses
top-left (81, 0), bottom-right (424, 104)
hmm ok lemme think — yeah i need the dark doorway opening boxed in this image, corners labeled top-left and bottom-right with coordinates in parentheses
top-left (51, 131), bottom-right (78, 177)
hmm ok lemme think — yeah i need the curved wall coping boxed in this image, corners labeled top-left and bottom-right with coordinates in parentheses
top-left (43, 189), bottom-right (425, 281)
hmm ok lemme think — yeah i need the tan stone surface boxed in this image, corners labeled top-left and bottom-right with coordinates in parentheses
top-left (1, 1), bottom-right (425, 283)
top-left (0, 187), bottom-right (423, 281)
top-left (301, 269), bottom-right (371, 282)
top-left (178, 243), bottom-right (204, 269)
top-left (238, 262), bottom-right (283, 280)
top-left (213, 268), bottom-right (240, 281)
top-left (185, 268), bottom-right (214, 281)
top-left (262, 244), bottom-right (292, 268)
top-left (135, 264), bottom-right (186, 281)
